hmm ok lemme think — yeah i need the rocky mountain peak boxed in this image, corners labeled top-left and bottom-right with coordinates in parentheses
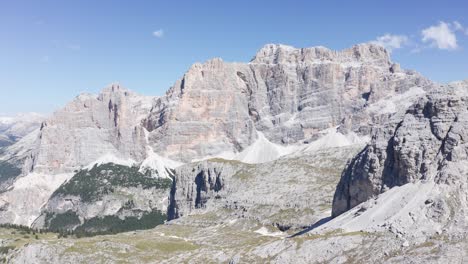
top-left (343, 43), bottom-right (390, 63)
top-left (251, 43), bottom-right (391, 67)
top-left (97, 83), bottom-right (136, 101)
top-left (250, 43), bottom-right (298, 64)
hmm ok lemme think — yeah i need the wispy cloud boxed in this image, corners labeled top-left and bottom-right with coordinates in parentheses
top-left (153, 29), bottom-right (164, 38)
top-left (453, 21), bottom-right (464, 31)
top-left (371, 34), bottom-right (409, 51)
top-left (453, 21), bottom-right (468, 35)
top-left (421, 21), bottom-right (458, 50)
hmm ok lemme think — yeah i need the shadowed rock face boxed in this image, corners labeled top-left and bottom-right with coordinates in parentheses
top-left (332, 82), bottom-right (468, 217)
top-left (168, 161), bottom-right (237, 220)
top-left (144, 43), bottom-right (431, 162)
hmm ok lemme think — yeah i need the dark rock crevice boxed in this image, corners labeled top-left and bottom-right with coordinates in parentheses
top-left (332, 87), bottom-right (468, 218)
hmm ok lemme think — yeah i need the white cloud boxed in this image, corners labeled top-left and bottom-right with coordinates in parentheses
top-left (371, 34), bottom-right (409, 51)
top-left (153, 29), bottom-right (164, 38)
top-left (421, 21), bottom-right (458, 50)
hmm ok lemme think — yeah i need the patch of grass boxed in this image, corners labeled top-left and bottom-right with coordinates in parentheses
top-left (269, 208), bottom-right (315, 223)
top-left (232, 169), bottom-right (253, 181)
top-left (187, 211), bottom-right (222, 222)
top-left (294, 229), bottom-right (370, 247)
top-left (206, 158), bottom-right (245, 165)
top-left (158, 224), bottom-right (197, 238)
top-left (0, 246), bottom-right (15, 255)
top-left (0, 227), bottom-right (58, 252)
top-left (135, 239), bottom-right (199, 253)
top-left (63, 241), bottom-right (98, 254)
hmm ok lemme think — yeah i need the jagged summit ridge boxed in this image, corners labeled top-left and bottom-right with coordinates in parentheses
top-left (251, 43), bottom-right (392, 67)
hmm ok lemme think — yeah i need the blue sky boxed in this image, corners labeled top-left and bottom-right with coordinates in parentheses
top-left (1, 0), bottom-right (467, 114)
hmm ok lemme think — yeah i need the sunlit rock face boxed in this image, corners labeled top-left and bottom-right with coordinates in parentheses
top-left (332, 82), bottom-right (468, 237)
top-left (144, 43), bottom-right (431, 162)
top-left (3, 84), bottom-right (155, 175)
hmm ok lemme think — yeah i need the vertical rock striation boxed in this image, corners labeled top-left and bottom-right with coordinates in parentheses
top-left (144, 43), bottom-right (431, 162)
top-left (3, 84), bottom-right (154, 175)
top-left (332, 81), bottom-right (468, 226)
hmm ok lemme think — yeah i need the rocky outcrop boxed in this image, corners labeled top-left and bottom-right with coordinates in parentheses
top-left (34, 163), bottom-right (171, 232)
top-left (332, 82), bottom-right (468, 221)
top-left (144, 43), bottom-right (431, 161)
top-left (1, 84), bottom-right (154, 175)
top-left (168, 160), bottom-right (239, 220)
top-left (168, 146), bottom-right (363, 229)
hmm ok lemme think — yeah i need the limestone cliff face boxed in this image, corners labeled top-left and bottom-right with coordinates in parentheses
top-left (144, 43), bottom-right (431, 161)
top-left (2, 44), bottom-right (432, 171)
top-left (168, 160), bottom-right (236, 220)
top-left (9, 84), bottom-right (154, 174)
top-left (144, 59), bottom-right (257, 162)
top-left (332, 82), bottom-right (468, 221)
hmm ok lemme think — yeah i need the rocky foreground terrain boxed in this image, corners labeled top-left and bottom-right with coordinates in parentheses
top-left (0, 44), bottom-right (467, 263)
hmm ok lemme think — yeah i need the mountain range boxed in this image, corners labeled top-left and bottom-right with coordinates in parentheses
top-left (0, 43), bottom-right (467, 263)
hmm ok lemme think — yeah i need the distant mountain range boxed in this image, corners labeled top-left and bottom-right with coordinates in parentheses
top-left (0, 112), bottom-right (44, 148)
